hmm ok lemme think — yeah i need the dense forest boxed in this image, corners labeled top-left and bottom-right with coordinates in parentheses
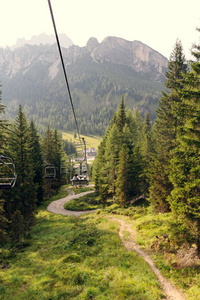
top-left (0, 103), bottom-right (73, 242)
top-left (93, 31), bottom-right (200, 256)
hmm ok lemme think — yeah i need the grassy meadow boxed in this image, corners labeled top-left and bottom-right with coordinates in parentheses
top-left (62, 132), bottom-right (102, 151)
top-left (0, 186), bottom-right (200, 299)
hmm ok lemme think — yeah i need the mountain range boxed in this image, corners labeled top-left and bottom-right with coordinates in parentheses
top-left (0, 34), bottom-right (168, 136)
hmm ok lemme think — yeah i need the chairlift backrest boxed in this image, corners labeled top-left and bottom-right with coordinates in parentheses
top-left (45, 163), bottom-right (56, 179)
top-left (60, 164), bottom-right (67, 174)
top-left (0, 155), bottom-right (17, 189)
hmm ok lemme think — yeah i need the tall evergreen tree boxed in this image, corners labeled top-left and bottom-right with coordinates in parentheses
top-left (115, 145), bottom-right (130, 207)
top-left (43, 126), bottom-right (54, 164)
top-left (29, 120), bottom-right (44, 205)
top-left (168, 30), bottom-right (200, 254)
top-left (104, 123), bottom-right (120, 196)
top-left (132, 108), bottom-right (144, 145)
top-left (93, 98), bottom-right (144, 204)
top-left (6, 105), bottom-right (37, 238)
top-left (148, 40), bottom-right (187, 212)
top-left (52, 127), bottom-right (64, 188)
top-left (116, 96), bottom-right (126, 134)
top-left (93, 130), bottom-right (110, 203)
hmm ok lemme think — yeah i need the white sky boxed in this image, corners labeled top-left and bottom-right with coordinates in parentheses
top-left (0, 0), bottom-right (200, 60)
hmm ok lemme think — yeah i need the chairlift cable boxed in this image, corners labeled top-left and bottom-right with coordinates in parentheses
top-left (47, 0), bottom-right (81, 141)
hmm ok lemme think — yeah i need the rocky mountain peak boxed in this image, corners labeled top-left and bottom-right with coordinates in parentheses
top-left (12, 33), bottom-right (73, 49)
top-left (0, 35), bottom-right (168, 82)
top-left (86, 37), bottom-right (99, 52)
top-left (90, 36), bottom-right (168, 80)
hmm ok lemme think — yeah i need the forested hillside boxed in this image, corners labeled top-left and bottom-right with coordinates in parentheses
top-left (93, 32), bottom-right (200, 256)
top-left (0, 100), bottom-right (72, 241)
top-left (0, 36), bottom-right (167, 136)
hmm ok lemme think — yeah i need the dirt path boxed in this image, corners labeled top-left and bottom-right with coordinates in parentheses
top-left (47, 187), bottom-right (97, 217)
top-left (47, 188), bottom-right (186, 300)
top-left (111, 218), bottom-right (186, 300)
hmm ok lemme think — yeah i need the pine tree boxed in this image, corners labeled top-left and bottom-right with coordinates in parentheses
top-left (43, 126), bottom-right (54, 164)
top-left (115, 145), bottom-right (130, 207)
top-left (52, 128), bottom-right (63, 181)
top-left (0, 199), bottom-right (8, 243)
top-left (132, 108), bottom-right (144, 145)
top-left (104, 124), bottom-right (120, 196)
top-left (6, 105), bottom-right (37, 237)
top-left (148, 40), bottom-right (187, 212)
top-left (93, 132), bottom-right (109, 203)
top-left (140, 112), bottom-right (153, 194)
top-left (51, 128), bottom-right (65, 190)
top-left (93, 99), bottom-right (144, 204)
top-left (168, 30), bottom-right (200, 254)
top-left (116, 96), bottom-right (126, 134)
top-left (29, 120), bottom-right (44, 205)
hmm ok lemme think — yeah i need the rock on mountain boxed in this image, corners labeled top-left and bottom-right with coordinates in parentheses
top-left (12, 33), bottom-right (73, 49)
top-left (89, 37), bottom-right (168, 80)
top-left (0, 36), bottom-right (168, 82)
top-left (0, 35), bottom-right (168, 135)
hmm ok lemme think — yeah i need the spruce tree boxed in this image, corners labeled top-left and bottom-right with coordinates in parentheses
top-left (104, 123), bottom-right (120, 196)
top-left (43, 126), bottom-right (54, 164)
top-left (6, 105), bottom-right (37, 237)
top-left (29, 120), bottom-right (44, 205)
top-left (168, 30), bottom-right (200, 254)
top-left (115, 145), bottom-right (130, 207)
top-left (94, 98), bottom-right (144, 204)
top-left (0, 199), bottom-right (8, 243)
top-left (93, 132), bottom-right (110, 203)
top-left (132, 108), bottom-right (144, 145)
top-left (52, 128), bottom-right (63, 187)
top-left (148, 40), bottom-right (187, 212)
top-left (116, 96), bottom-right (126, 134)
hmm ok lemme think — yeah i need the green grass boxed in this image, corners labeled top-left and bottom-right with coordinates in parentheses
top-left (62, 132), bottom-right (102, 150)
top-left (1, 188), bottom-right (200, 299)
top-left (64, 192), bottom-right (99, 211)
top-left (71, 186), bottom-right (94, 195)
top-left (0, 191), bottom-right (165, 300)
top-left (108, 203), bottom-right (200, 299)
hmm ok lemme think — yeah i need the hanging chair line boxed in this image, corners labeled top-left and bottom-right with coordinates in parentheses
top-left (47, 0), bottom-right (81, 142)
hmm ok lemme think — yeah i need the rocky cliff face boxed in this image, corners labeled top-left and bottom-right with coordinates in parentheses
top-left (89, 37), bottom-right (168, 80)
top-left (0, 36), bottom-right (168, 81)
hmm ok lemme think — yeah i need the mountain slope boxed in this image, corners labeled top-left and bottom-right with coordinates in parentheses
top-left (0, 36), bottom-right (168, 135)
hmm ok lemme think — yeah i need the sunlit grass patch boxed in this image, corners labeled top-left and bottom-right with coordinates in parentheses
top-left (0, 208), bottom-right (165, 300)
top-left (71, 186), bottom-right (94, 195)
top-left (64, 192), bottom-right (100, 211)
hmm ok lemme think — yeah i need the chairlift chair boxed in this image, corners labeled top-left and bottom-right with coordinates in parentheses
top-left (60, 164), bottom-right (67, 174)
top-left (45, 163), bottom-right (56, 179)
top-left (70, 160), bottom-right (89, 186)
top-left (0, 155), bottom-right (17, 189)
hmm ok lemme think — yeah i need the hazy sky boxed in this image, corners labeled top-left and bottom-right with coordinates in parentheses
top-left (1, 0), bottom-right (200, 60)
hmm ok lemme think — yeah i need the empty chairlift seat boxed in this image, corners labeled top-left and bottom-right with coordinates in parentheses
top-left (45, 163), bottom-right (56, 179)
top-left (0, 155), bottom-right (17, 189)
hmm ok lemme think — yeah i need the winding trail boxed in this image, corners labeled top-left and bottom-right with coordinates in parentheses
top-left (110, 218), bottom-right (186, 300)
top-left (47, 187), bottom-right (186, 300)
top-left (47, 187), bottom-right (97, 216)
